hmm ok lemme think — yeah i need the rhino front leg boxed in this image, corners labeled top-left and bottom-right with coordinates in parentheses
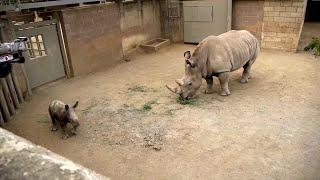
top-left (218, 72), bottom-right (231, 96)
top-left (205, 77), bottom-right (214, 94)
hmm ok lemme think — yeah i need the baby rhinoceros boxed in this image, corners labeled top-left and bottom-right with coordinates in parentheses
top-left (49, 100), bottom-right (80, 139)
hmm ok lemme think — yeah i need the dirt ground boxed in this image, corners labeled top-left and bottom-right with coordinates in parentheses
top-left (4, 44), bottom-right (320, 179)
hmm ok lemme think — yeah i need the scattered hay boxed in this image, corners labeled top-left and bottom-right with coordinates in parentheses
top-left (128, 85), bottom-right (147, 92)
top-left (176, 97), bottom-right (198, 105)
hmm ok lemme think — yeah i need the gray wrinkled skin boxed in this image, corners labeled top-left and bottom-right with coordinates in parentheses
top-left (167, 30), bottom-right (260, 99)
top-left (48, 100), bottom-right (80, 139)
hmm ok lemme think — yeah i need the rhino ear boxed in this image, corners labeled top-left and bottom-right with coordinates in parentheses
top-left (72, 101), bottom-right (79, 108)
top-left (65, 104), bottom-right (69, 111)
top-left (186, 59), bottom-right (195, 68)
top-left (184, 51), bottom-right (191, 59)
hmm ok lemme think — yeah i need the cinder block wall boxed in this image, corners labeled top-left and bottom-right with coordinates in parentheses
top-left (232, 0), bottom-right (264, 42)
top-left (233, 0), bottom-right (306, 51)
top-left (261, 0), bottom-right (306, 51)
top-left (60, 3), bottom-right (123, 76)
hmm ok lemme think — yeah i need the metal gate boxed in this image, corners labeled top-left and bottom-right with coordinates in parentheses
top-left (14, 20), bottom-right (65, 88)
top-left (183, 0), bottom-right (232, 43)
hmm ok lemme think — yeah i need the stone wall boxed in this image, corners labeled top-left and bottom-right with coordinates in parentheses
top-left (261, 0), bottom-right (306, 51)
top-left (60, 3), bottom-right (123, 76)
top-left (232, 0), bottom-right (264, 42)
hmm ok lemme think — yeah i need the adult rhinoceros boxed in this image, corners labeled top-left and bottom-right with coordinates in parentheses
top-left (166, 30), bottom-right (260, 99)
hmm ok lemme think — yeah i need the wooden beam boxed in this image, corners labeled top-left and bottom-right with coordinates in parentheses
top-left (0, 78), bottom-right (15, 115)
top-left (11, 67), bottom-right (24, 103)
top-left (6, 74), bottom-right (20, 109)
top-left (0, 85), bottom-right (11, 122)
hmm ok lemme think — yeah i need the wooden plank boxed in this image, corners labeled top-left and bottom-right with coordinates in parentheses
top-left (11, 67), bottom-right (24, 103)
top-left (0, 85), bottom-right (11, 122)
top-left (6, 74), bottom-right (20, 109)
top-left (0, 78), bottom-right (15, 115)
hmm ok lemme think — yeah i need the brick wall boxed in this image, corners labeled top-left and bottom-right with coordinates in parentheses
top-left (261, 0), bottom-right (306, 51)
top-left (232, 0), bottom-right (264, 42)
top-left (60, 3), bottom-right (123, 76)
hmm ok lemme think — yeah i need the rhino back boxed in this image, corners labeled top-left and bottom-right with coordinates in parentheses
top-left (206, 30), bottom-right (259, 73)
top-left (49, 100), bottom-right (66, 117)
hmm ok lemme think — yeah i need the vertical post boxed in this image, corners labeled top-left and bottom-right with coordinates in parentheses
top-left (0, 85), bottom-right (11, 122)
top-left (20, 64), bottom-right (32, 96)
top-left (227, 0), bottom-right (232, 31)
top-left (0, 78), bottom-right (15, 115)
top-left (11, 67), bottom-right (24, 103)
top-left (6, 73), bottom-right (19, 109)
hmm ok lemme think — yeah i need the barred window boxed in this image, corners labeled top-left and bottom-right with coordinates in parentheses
top-left (26, 34), bottom-right (47, 59)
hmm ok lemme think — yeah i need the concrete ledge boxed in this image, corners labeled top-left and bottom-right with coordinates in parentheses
top-left (0, 128), bottom-right (109, 180)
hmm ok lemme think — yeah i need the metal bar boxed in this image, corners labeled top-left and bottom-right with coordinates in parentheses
top-left (35, 35), bottom-right (42, 56)
top-left (0, 0), bottom-right (106, 12)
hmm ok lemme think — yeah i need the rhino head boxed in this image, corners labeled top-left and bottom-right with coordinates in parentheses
top-left (166, 51), bottom-right (202, 100)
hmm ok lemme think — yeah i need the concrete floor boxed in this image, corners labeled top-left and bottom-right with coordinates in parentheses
top-left (4, 44), bottom-right (320, 179)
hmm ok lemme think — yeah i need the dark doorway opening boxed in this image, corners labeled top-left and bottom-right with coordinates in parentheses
top-left (305, 0), bottom-right (320, 22)
top-left (298, 0), bottom-right (320, 51)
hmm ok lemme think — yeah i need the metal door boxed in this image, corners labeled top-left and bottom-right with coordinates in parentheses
top-left (183, 0), bottom-right (231, 43)
top-left (15, 20), bottom-right (65, 88)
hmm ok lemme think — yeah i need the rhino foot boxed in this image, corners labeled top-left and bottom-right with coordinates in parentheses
top-left (205, 89), bottom-right (214, 94)
top-left (62, 134), bottom-right (70, 139)
top-left (220, 89), bottom-right (231, 96)
top-left (240, 77), bottom-right (249, 84)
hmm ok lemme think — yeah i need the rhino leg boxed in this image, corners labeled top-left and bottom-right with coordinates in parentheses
top-left (240, 58), bottom-right (255, 83)
top-left (49, 110), bottom-right (58, 131)
top-left (205, 77), bottom-right (214, 94)
top-left (60, 121), bottom-right (70, 139)
top-left (218, 72), bottom-right (231, 96)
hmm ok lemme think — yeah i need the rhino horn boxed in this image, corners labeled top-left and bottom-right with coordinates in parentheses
top-left (166, 85), bottom-right (181, 94)
top-left (175, 79), bottom-right (183, 86)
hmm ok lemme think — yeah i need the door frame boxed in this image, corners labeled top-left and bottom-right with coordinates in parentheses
top-left (13, 19), bottom-right (71, 80)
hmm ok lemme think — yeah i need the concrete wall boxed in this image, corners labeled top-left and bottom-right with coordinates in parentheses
top-left (0, 128), bottom-right (108, 179)
top-left (60, 3), bottom-right (123, 76)
top-left (160, 0), bottom-right (184, 43)
top-left (121, 0), bottom-right (161, 54)
top-left (232, 0), bottom-right (264, 42)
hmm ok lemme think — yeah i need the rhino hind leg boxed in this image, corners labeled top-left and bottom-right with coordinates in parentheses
top-left (240, 59), bottom-right (254, 83)
top-left (205, 77), bottom-right (214, 94)
top-left (218, 72), bottom-right (231, 96)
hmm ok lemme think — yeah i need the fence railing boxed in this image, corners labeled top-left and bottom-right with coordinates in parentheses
top-left (0, 0), bottom-right (107, 12)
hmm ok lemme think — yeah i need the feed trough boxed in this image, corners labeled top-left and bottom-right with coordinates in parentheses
top-left (140, 38), bottom-right (170, 53)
